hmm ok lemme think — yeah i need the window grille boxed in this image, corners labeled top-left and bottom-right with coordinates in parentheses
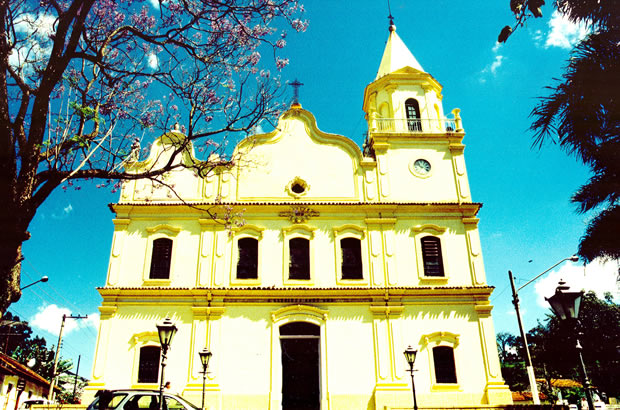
top-left (149, 238), bottom-right (172, 279)
top-left (341, 238), bottom-right (363, 279)
top-left (421, 236), bottom-right (444, 276)
top-left (289, 238), bottom-right (310, 280)
top-left (433, 346), bottom-right (457, 383)
top-left (237, 237), bottom-right (258, 279)
top-left (137, 346), bottom-right (160, 383)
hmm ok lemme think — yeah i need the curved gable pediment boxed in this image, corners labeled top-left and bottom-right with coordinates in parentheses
top-left (234, 108), bottom-right (364, 201)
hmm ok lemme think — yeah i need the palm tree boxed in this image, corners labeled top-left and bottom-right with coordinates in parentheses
top-left (529, 26), bottom-right (620, 262)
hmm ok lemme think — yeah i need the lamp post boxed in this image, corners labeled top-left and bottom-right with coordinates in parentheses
top-left (545, 281), bottom-right (594, 410)
top-left (156, 318), bottom-right (177, 410)
top-left (20, 276), bottom-right (48, 290)
top-left (508, 255), bottom-right (578, 404)
top-left (198, 348), bottom-right (212, 410)
top-left (403, 346), bottom-right (418, 410)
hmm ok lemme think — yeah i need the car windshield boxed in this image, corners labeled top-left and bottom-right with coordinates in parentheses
top-left (87, 393), bottom-right (127, 410)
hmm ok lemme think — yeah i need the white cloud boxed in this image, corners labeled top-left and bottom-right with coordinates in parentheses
top-left (85, 313), bottom-right (100, 331)
top-left (51, 203), bottom-right (73, 219)
top-left (10, 13), bottom-right (56, 70)
top-left (253, 124), bottom-right (265, 134)
top-left (31, 304), bottom-right (75, 335)
top-left (489, 55), bottom-right (504, 75)
top-left (147, 0), bottom-right (166, 9)
top-left (147, 53), bottom-right (159, 70)
top-left (31, 304), bottom-right (100, 336)
top-left (534, 258), bottom-right (619, 308)
top-left (545, 11), bottom-right (589, 49)
top-left (480, 43), bottom-right (505, 83)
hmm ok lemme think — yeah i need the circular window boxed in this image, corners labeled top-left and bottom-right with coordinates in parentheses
top-left (286, 177), bottom-right (310, 198)
top-left (291, 183), bottom-right (305, 194)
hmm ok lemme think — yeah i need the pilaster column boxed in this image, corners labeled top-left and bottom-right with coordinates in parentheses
top-left (370, 304), bottom-right (408, 408)
top-left (107, 219), bottom-right (130, 286)
top-left (197, 219), bottom-right (217, 287)
top-left (475, 303), bottom-right (512, 405)
top-left (186, 304), bottom-right (225, 409)
top-left (462, 217), bottom-right (487, 285)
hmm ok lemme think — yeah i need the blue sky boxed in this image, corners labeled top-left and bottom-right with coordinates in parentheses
top-left (10, 0), bottom-right (618, 381)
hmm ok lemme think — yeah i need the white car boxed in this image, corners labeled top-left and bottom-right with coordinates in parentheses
top-left (86, 390), bottom-right (198, 410)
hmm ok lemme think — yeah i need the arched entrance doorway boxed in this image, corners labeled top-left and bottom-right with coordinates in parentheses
top-left (280, 322), bottom-right (320, 410)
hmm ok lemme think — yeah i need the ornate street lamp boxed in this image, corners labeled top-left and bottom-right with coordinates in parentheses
top-left (403, 346), bottom-right (418, 410)
top-left (508, 255), bottom-right (578, 404)
top-left (198, 348), bottom-right (212, 410)
top-left (545, 281), bottom-right (593, 410)
top-left (157, 318), bottom-right (177, 410)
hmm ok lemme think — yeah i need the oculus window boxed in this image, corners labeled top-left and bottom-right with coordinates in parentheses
top-left (149, 238), bottom-right (172, 279)
top-left (340, 238), bottom-right (363, 279)
top-left (421, 236), bottom-right (444, 277)
top-left (289, 238), bottom-right (310, 280)
top-left (236, 237), bottom-right (258, 279)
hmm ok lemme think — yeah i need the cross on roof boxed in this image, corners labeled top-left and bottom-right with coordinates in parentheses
top-left (290, 78), bottom-right (304, 106)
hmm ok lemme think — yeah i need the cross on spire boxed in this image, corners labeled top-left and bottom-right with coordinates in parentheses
top-left (387, 0), bottom-right (395, 31)
top-left (290, 78), bottom-right (304, 106)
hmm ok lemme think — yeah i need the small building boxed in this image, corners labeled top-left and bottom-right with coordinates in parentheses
top-left (86, 22), bottom-right (512, 410)
top-left (0, 353), bottom-right (51, 410)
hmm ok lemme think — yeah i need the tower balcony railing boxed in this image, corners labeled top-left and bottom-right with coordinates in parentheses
top-left (374, 117), bottom-right (460, 134)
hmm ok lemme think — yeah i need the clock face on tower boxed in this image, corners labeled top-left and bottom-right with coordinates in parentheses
top-left (413, 159), bottom-right (431, 175)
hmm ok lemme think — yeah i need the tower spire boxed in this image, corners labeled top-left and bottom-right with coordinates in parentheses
top-left (387, 0), bottom-right (395, 31)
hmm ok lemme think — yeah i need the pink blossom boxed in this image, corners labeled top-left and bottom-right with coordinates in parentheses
top-left (276, 57), bottom-right (289, 69)
top-left (291, 19), bottom-right (308, 32)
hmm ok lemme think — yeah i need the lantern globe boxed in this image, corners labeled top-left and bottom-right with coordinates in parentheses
top-left (199, 348), bottom-right (212, 368)
top-left (403, 346), bottom-right (417, 367)
top-left (545, 281), bottom-right (583, 321)
top-left (156, 318), bottom-right (178, 349)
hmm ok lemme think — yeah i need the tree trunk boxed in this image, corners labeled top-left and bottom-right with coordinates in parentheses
top-left (0, 238), bottom-right (24, 317)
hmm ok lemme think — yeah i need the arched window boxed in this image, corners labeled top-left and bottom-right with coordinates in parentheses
top-left (289, 238), bottom-right (310, 280)
top-left (340, 238), bottom-right (362, 279)
top-left (237, 237), bottom-right (258, 279)
top-left (149, 238), bottom-right (172, 279)
top-left (421, 236), bottom-right (444, 276)
top-left (405, 98), bottom-right (421, 132)
top-left (137, 345), bottom-right (160, 383)
top-left (433, 346), bottom-right (457, 383)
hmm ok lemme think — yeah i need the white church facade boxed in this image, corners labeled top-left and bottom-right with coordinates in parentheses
top-left (86, 23), bottom-right (512, 410)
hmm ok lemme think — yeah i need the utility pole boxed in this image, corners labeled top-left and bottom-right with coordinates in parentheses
top-left (72, 355), bottom-right (81, 402)
top-left (48, 314), bottom-right (87, 401)
top-left (509, 270), bottom-right (540, 404)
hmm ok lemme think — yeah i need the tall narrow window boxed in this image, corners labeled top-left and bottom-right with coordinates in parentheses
top-left (149, 238), bottom-right (172, 279)
top-left (280, 322), bottom-right (320, 410)
top-left (137, 346), bottom-right (160, 383)
top-left (289, 238), bottom-right (310, 280)
top-left (405, 98), bottom-right (421, 132)
top-left (237, 237), bottom-right (258, 279)
top-left (341, 238), bottom-right (362, 279)
top-left (421, 236), bottom-right (444, 276)
top-left (433, 346), bottom-right (457, 383)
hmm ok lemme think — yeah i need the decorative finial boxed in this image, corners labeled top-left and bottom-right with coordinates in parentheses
top-left (387, 0), bottom-right (395, 31)
top-left (290, 78), bottom-right (304, 108)
top-left (172, 122), bottom-right (180, 131)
